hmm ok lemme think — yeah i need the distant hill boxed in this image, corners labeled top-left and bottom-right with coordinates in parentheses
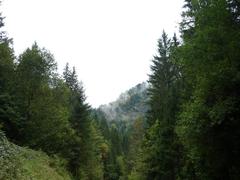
top-left (98, 82), bottom-right (149, 122)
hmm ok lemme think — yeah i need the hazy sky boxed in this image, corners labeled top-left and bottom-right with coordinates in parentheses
top-left (2, 0), bottom-right (184, 107)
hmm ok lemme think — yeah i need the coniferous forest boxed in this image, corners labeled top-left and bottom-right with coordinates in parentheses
top-left (1, 0), bottom-right (240, 179)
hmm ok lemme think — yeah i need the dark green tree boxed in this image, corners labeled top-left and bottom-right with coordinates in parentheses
top-left (14, 44), bottom-right (75, 156)
top-left (176, 0), bottom-right (240, 179)
top-left (0, 7), bottom-right (18, 141)
top-left (63, 63), bottom-right (94, 178)
top-left (127, 117), bottom-right (145, 176)
top-left (143, 31), bottom-right (182, 180)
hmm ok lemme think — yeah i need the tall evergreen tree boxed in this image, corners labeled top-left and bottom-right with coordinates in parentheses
top-left (63, 63), bottom-right (94, 178)
top-left (143, 31), bottom-right (182, 180)
top-left (0, 7), bottom-right (18, 140)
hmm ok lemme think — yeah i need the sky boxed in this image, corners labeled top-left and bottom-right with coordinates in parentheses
top-left (1, 0), bottom-right (184, 107)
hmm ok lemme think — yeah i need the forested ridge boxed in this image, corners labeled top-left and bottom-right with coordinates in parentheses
top-left (1, 0), bottom-right (240, 179)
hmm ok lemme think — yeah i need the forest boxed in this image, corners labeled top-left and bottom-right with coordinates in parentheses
top-left (1, 0), bottom-right (240, 179)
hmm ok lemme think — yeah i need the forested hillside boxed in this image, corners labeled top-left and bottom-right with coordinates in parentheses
top-left (1, 0), bottom-right (240, 180)
top-left (99, 82), bottom-right (148, 122)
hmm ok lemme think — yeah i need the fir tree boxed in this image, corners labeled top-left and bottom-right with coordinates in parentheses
top-left (143, 31), bottom-right (182, 180)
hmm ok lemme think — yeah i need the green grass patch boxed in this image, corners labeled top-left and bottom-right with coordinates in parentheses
top-left (0, 132), bottom-right (72, 180)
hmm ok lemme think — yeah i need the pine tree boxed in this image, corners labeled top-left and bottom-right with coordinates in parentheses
top-left (143, 31), bottom-right (182, 180)
top-left (63, 63), bottom-right (93, 178)
top-left (0, 7), bottom-right (18, 141)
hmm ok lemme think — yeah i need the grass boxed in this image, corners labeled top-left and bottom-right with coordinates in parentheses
top-left (0, 132), bottom-right (72, 180)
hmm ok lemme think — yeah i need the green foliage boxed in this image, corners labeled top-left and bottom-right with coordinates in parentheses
top-left (141, 31), bottom-right (182, 180)
top-left (137, 1), bottom-right (240, 179)
top-left (0, 131), bottom-right (72, 180)
top-left (0, 13), bottom-right (17, 140)
top-left (0, 131), bottom-right (22, 179)
top-left (13, 44), bottom-right (74, 157)
top-left (127, 118), bottom-right (144, 174)
top-left (176, 0), bottom-right (240, 179)
top-left (0, 5), bottom-right (107, 180)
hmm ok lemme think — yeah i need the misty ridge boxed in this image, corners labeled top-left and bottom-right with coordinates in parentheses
top-left (98, 82), bottom-right (149, 122)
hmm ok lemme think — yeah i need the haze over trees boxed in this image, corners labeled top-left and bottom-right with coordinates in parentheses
top-left (1, 0), bottom-right (240, 179)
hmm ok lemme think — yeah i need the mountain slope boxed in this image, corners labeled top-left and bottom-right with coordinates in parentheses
top-left (99, 82), bottom-right (149, 122)
top-left (0, 132), bottom-right (72, 180)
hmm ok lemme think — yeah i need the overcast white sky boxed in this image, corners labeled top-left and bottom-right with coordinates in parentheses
top-left (2, 0), bottom-right (184, 107)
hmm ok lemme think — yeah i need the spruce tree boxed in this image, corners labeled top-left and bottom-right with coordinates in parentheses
top-left (0, 7), bottom-right (18, 141)
top-left (63, 63), bottom-right (93, 178)
top-left (143, 31), bottom-right (182, 180)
